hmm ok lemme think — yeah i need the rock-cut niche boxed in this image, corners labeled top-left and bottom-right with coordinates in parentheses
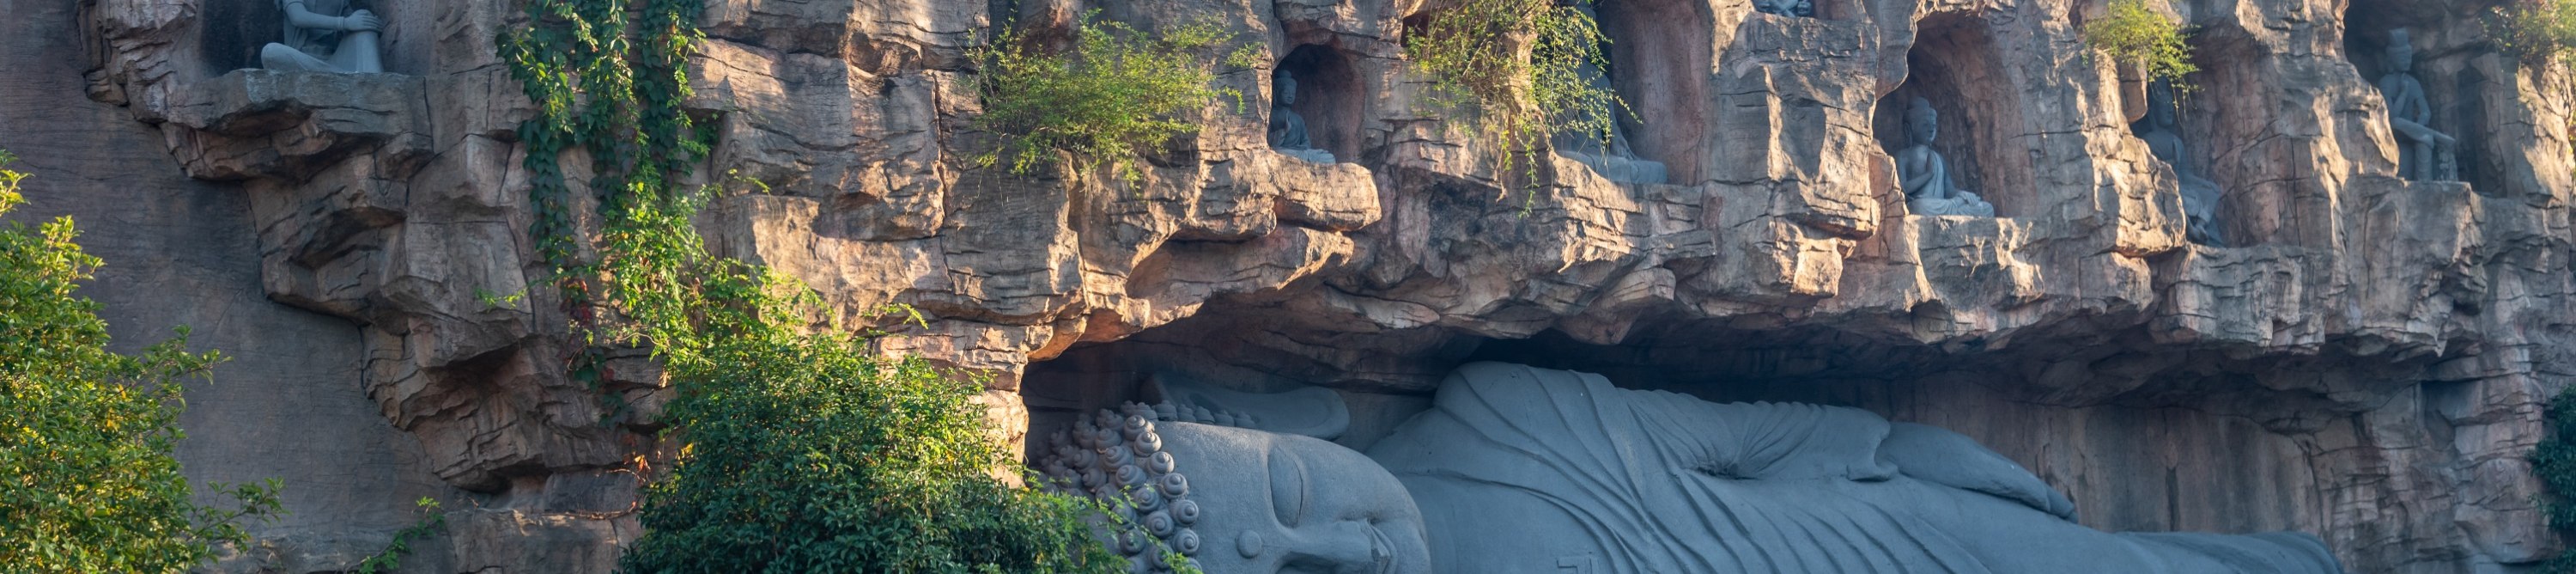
top-left (2341, 0), bottom-right (2477, 187)
top-left (1273, 45), bottom-right (1364, 162)
top-left (1016, 311), bottom-right (2353, 573)
top-left (194, 0), bottom-right (422, 77)
top-left (1589, 0), bottom-right (1710, 184)
top-left (1874, 13), bottom-right (2028, 217)
top-left (198, 0), bottom-right (288, 72)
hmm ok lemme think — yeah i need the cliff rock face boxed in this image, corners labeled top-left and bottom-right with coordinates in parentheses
top-left (12, 0), bottom-right (2570, 571)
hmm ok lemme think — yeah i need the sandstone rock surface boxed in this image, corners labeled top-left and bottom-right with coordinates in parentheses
top-left (9, 0), bottom-right (2568, 571)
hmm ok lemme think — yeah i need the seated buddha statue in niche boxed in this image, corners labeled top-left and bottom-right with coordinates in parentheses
top-left (2136, 82), bottom-right (2224, 246)
top-left (1036, 362), bottom-right (2347, 574)
top-left (259, 0), bottom-right (385, 73)
top-left (1268, 69), bottom-right (1337, 164)
top-left (2376, 27), bottom-right (2457, 182)
top-left (1895, 96), bottom-right (1996, 217)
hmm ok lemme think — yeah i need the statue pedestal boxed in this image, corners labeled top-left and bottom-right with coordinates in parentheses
top-left (160, 70), bottom-right (428, 181)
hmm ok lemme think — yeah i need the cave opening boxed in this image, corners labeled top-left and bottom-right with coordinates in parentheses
top-left (1019, 302), bottom-right (2430, 538)
top-left (1874, 13), bottom-right (2032, 217)
top-left (1274, 44), bottom-right (1366, 162)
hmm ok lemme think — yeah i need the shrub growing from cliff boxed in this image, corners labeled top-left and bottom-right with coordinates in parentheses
top-left (500, 3), bottom-right (1168, 571)
top-left (970, 13), bottom-right (1259, 182)
top-left (0, 152), bottom-right (281, 572)
top-left (2490, 0), bottom-right (2576, 70)
top-left (1403, 0), bottom-right (1623, 190)
top-left (2536, 385), bottom-right (2576, 572)
top-left (2082, 0), bottom-right (2200, 89)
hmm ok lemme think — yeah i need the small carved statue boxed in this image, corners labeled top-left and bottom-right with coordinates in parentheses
top-left (1268, 70), bottom-right (1336, 164)
top-left (260, 0), bottom-right (385, 73)
top-left (1552, 38), bottom-right (1668, 185)
top-left (1038, 363), bottom-right (2352, 574)
top-left (2137, 82), bottom-right (2223, 246)
top-left (2378, 28), bottom-right (2457, 182)
top-left (1753, 0), bottom-right (1816, 17)
top-left (1896, 97), bottom-right (1996, 217)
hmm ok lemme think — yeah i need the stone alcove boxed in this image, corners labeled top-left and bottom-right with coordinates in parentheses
top-left (186, 0), bottom-right (433, 78)
top-left (2342, 0), bottom-right (2496, 192)
top-left (1273, 44), bottom-right (1366, 162)
top-left (1872, 12), bottom-right (2031, 217)
top-left (197, 0), bottom-right (287, 72)
top-left (1014, 301), bottom-right (2373, 542)
top-left (1593, 0), bottom-right (1712, 183)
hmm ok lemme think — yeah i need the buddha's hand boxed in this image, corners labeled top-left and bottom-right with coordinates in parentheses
top-left (343, 9), bottom-right (383, 32)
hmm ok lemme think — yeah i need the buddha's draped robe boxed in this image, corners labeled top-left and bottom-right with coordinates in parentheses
top-left (1365, 362), bottom-right (2343, 574)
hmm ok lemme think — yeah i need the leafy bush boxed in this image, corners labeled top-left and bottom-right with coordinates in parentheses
top-left (2537, 385), bottom-right (2576, 572)
top-left (1404, 0), bottom-right (1623, 188)
top-left (600, 186), bottom-right (1139, 573)
top-left (353, 498), bottom-right (445, 574)
top-left (501, 3), bottom-right (1165, 571)
top-left (0, 151), bottom-right (281, 572)
top-left (971, 13), bottom-right (1259, 182)
top-left (2083, 0), bottom-right (2199, 89)
top-left (2490, 0), bottom-right (2576, 70)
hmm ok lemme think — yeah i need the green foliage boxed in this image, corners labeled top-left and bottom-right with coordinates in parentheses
top-left (498, 3), bottom-right (1170, 572)
top-left (2537, 385), bottom-right (2576, 572)
top-left (969, 12), bottom-right (1259, 182)
top-left (354, 498), bottom-right (446, 574)
top-left (2490, 0), bottom-right (2576, 70)
top-left (591, 176), bottom-right (1148, 574)
top-left (1403, 0), bottom-right (1623, 192)
top-left (2083, 0), bottom-right (2200, 90)
top-left (0, 151), bottom-right (283, 572)
top-left (499, 0), bottom-right (714, 410)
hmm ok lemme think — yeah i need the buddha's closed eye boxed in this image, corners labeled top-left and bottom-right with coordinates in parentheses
top-left (1271, 443), bottom-right (1309, 527)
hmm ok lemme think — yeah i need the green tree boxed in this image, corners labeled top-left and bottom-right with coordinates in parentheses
top-left (2535, 384), bottom-right (2576, 573)
top-left (970, 12), bottom-right (1259, 182)
top-left (0, 151), bottom-right (281, 573)
top-left (600, 190), bottom-right (1137, 573)
top-left (2490, 0), bottom-right (2576, 70)
top-left (1402, 0), bottom-right (1624, 197)
top-left (499, 1), bottom-right (1175, 571)
top-left (2082, 0), bottom-right (2199, 89)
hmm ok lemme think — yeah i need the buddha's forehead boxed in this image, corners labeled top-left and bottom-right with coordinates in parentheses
top-left (1163, 423), bottom-right (1378, 470)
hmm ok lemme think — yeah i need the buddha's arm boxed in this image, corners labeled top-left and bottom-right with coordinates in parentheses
top-left (283, 1), bottom-right (378, 32)
top-left (1879, 422), bottom-right (2079, 521)
top-left (1899, 149), bottom-right (1936, 195)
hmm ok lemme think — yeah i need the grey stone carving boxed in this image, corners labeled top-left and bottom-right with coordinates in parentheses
top-left (1552, 21), bottom-right (1669, 186)
top-left (2378, 28), bottom-right (2456, 182)
top-left (1896, 97), bottom-right (1996, 217)
top-left (1269, 70), bottom-right (1336, 164)
top-left (1753, 0), bottom-right (1816, 17)
top-left (2138, 82), bottom-right (2224, 246)
top-left (1036, 404), bottom-right (1218, 574)
top-left (261, 0), bottom-right (385, 73)
top-left (1048, 363), bottom-right (2348, 574)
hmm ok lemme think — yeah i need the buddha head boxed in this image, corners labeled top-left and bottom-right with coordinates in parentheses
top-left (1905, 96), bottom-right (1941, 146)
top-left (2385, 28), bottom-right (2415, 73)
top-left (2147, 81), bottom-right (2178, 129)
top-left (1274, 70), bottom-right (1300, 107)
top-left (1038, 404), bottom-right (1431, 574)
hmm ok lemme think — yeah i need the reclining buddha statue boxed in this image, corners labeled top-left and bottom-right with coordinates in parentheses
top-left (1037, 362), bottom-right (2345, 574)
